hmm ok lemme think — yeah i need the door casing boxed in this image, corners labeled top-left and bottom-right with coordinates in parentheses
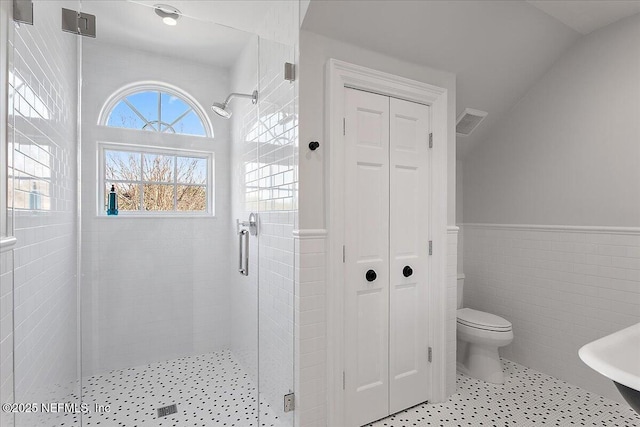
top-left (326, 59), bottom-right (449, 427)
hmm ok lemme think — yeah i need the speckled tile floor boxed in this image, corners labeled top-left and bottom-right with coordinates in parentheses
top-left (81, 350), bottom-right (282, 427)
top-left (23, 355), bottom-right (640, 426)
top-left (370, 359), bottom-right (640, 426)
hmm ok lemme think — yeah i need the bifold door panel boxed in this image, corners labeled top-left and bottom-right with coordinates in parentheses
top-left (389, 97), bottom-right (430, 413)
top-left (344, 89), bottom-right (390, 427)
top-left (344, 88), bottom-right (431, 427)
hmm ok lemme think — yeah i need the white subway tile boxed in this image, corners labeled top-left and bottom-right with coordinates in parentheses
top-left (463, 225), bottom-right (640, 402)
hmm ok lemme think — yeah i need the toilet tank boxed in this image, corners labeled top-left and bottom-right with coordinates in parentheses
top-left (457, 273), bottom-right (465, 309)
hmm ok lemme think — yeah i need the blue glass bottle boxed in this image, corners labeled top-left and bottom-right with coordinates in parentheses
top-left (29, 182), bottom-right (41, 210)
top-left (107, 184), bottom-right (118, 215)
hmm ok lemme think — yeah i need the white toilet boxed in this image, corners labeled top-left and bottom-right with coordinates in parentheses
top-left (456, 274), bottom-right (513, 384)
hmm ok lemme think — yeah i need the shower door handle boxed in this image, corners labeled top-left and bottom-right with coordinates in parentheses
top-left (238, 229), bottom-right (249, 276)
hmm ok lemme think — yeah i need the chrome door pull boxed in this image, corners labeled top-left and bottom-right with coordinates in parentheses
top-left (238, 229), bottom-right (249, 276)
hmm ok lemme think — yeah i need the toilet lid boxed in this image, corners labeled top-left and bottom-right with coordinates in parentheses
top-left (457, 308), bottom-right (512, 332)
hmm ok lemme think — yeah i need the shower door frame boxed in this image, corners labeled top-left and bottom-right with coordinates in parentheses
top-left (325, 59), bottom-right (449, 426)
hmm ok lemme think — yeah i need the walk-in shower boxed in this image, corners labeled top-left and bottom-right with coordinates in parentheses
top-left (211, 90), bottom-right (259, 118)
top-left (3, 1), bottom-right (298, 426)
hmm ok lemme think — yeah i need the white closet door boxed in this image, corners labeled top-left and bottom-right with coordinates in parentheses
top-left (389, 97), bottom-right (430, 413)
top-left (344, 88), bottom-right (390, 427)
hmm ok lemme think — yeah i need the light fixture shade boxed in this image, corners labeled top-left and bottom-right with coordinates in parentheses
top-left (162, 16), bottom-right (177, 26)
top-left (154, 4), bottom-right (181, 26)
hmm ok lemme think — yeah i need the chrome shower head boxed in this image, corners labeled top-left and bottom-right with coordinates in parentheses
top-left (211, 102), bottom-right (232, 118)
top-left (211, 90), bottom-right (258, 119)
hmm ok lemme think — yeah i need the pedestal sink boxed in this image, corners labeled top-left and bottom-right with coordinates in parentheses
top-left (579, 323), bottom-right (640, 414)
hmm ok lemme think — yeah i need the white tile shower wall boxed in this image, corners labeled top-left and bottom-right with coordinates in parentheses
top-left (7, 1), bottom-right (80, 425)
top-left (80, 40), bottom-right (233, 376)
top-left (462, 224), bottom-right (640, 403)
top-left (446, 227), bottom-right (458, 397)
top-left (80, 219), bottom-right (232, 375)
top-left (0, 251), bottom-right (14, 427)
top-left (294, 234), bottom-right (326, 427)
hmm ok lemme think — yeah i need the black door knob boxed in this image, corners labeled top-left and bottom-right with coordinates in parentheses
top-left (365, 269), bottom-right (377, 282)
top-left (403, 266), bottom-right (413, 277)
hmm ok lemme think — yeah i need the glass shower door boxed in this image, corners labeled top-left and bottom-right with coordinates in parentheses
top-left (6, 1), bottom-right (82, 426)
top-left (257, 33), bottom-right (298, 427)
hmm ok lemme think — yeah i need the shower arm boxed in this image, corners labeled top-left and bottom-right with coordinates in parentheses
top-left (222, 91), bottom-right (258, 108)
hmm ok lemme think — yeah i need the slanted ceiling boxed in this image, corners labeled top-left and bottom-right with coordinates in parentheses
top-left (302, 0), bottom-right (587, 156)
top-left (527, 0), bottom-right (640, 34)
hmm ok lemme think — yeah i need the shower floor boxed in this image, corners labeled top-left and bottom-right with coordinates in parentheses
top-left (370, 358), bottom-right (640, 426)
top-left (81, 350), bottom-right (283, 427)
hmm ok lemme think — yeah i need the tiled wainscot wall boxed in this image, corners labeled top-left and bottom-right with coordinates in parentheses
top-left (446, 227), bottom-right (458, 396)
top-left (463, 224), bottom-right (640, 403)
top-left (294, 231), bottom-right (327, 427)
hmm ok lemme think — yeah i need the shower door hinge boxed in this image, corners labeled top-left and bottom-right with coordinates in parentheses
top-left (61, 8), bottom-right (96, 38)
top-left (429, 240), bottom-right (433, 255)
top-left (429, 132), bottom-right (433, 148)
top-left (343, 118), bottom-right (346, 136)
top-left (13, 0), bottom-right (33, 25)
top-left (428, 347), bottom-right (433, 362)
top-left (284, 62), bottom-right (295, 81)
top-left (284, 393), bottom-right (295, 412)
top-left (342, 245), bottom-right (345, 263)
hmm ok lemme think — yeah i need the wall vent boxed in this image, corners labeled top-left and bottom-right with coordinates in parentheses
top-left (456, 108), bottom-right (488, 136)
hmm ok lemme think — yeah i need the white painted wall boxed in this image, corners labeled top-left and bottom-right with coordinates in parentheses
top-left (461, 15), bottom-right (640, 403)
top-left (4, 1), bottom-right (80, 426)
top-left (463, 14), bottom-right (640, 227)
top-left (298, 30), bottom-right (457, 425)
top-left (456, 158), bottom-right (464, 275)
top-left (80, 40), bottom-right (233, 375)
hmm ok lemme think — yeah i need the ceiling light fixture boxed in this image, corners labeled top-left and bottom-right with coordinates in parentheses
top-left (154, 4), bottom-right (181, 26)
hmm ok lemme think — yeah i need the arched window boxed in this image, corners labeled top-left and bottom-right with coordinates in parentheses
top-left (97, 82), bottom-right (215, 215)
top-left (99, 82), bottom-right (213, 138)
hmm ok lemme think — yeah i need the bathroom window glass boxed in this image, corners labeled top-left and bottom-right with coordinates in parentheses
top-left (103, 87), bottom-right (210, 137)
top-left (100, 145), bottom-right (213, 215)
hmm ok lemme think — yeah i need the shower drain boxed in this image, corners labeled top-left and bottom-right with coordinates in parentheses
top-left (157, 404), bottom-right (178, 418)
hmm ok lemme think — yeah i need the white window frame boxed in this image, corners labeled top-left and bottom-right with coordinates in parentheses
top-left (97, 142), bottom-right (215, 217)
top-left (97, 81), bottom-right (214, 138)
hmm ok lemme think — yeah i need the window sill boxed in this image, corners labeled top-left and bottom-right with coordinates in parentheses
top-left (95, 215), bottom-right (216, 219)
top-left (0, 236), bottom-right (17, 253)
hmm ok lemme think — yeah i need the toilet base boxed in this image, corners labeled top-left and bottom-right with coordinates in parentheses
top-left (457, 338), bottom-right (506, 384)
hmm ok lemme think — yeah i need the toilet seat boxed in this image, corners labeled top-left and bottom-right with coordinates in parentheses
top-left (457, 308), bottom-right (512, 332)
